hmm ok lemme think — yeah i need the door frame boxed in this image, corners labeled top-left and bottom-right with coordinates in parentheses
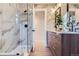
top-left (33, 8), bottom-right (47, 48)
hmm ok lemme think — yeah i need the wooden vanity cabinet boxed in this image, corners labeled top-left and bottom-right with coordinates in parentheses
top-left (47, 31), bottom-right (79, 56)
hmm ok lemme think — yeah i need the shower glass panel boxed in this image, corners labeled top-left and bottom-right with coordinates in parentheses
top-left (17, 3), bottom-right (33, 55)
top-left (27, 4), bottom-right (33, 53)
top-left (0, 3), bottom-right (33, 56)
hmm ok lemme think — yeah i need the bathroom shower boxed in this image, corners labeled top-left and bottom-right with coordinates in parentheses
top-left (0, 3), bottom-right (33, 56)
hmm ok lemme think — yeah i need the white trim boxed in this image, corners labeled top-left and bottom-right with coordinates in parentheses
top-left (45, 9), bottom-right (47, 47)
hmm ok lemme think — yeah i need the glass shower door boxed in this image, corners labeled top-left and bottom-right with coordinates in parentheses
top-left (27, 4), bottom-right (33, 53)
top-left (17, 4), bottom-right (33, 55)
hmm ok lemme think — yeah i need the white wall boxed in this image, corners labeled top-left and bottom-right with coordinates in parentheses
top-left (47, 9), bottom-right (55, 32)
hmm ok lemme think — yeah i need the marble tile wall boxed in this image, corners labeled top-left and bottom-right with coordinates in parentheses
top-left (0, 4), bottom-right (21, 53)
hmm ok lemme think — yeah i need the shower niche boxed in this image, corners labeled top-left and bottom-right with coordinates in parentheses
top-left (0, 4), bottom-right (33, 56)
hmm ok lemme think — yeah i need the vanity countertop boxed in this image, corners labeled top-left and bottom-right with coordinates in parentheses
top-left (57, 32), bottom-right (79, 34)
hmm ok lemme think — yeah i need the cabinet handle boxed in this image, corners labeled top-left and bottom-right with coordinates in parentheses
top-left (32, 30), bottom-right (35, 31)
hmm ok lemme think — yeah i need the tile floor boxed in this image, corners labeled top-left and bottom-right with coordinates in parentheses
top-left (30, 38), bottom-right (53, 56)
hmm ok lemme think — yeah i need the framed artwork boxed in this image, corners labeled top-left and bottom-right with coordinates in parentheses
top-left (55, 7), bottom-right (62, 31)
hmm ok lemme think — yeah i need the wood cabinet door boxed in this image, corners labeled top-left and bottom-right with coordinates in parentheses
top-left (61, 34), bottom-right (71, 56)
top-left (71, 34), bottom-right (79, 56)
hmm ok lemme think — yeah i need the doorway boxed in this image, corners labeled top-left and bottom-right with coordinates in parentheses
top-left (30, 9), bottom-right (53, 56)
top-left (33, 9), bottom-right (47, 50)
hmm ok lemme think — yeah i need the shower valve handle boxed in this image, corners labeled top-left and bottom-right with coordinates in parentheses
top-left (24, 24), bottom-right (28, 28)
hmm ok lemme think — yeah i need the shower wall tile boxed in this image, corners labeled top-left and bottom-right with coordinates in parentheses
top-left (0, 3), bottom-right (33, 55)
top-left (0, 4), bottom-right (20, 53)
top-left (1, 22), bottom-right (15, 31)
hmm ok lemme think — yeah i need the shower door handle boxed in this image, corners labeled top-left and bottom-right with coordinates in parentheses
top-left (32, 30), bottom-right (35, 31)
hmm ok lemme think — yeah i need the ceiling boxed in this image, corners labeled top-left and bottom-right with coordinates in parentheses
top-left (71, 4), bottom-right (79, 8)
top-left (34, 3), bottom-right (57, 9)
